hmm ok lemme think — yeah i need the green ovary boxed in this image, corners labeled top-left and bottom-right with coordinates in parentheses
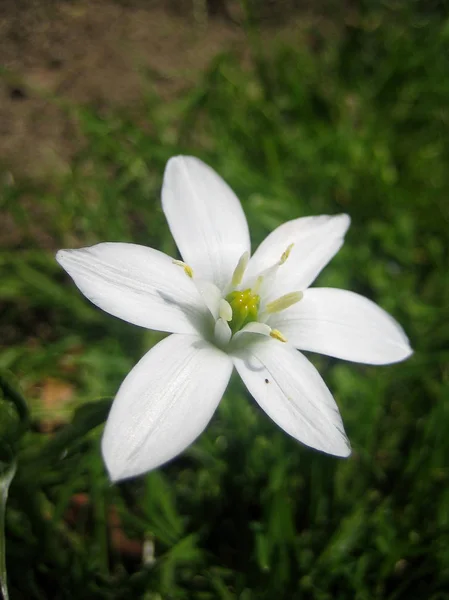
top-left (226, 289), bottom-right (260, 334)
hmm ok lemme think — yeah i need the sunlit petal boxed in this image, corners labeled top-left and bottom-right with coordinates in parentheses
top-left (233, 338), bottom-right (351, 457)
top-left (57, 243), bottom-right (209, 335)
top-left (246, 214), bottom-right (350, 297)
top-left (162, 156), bottom-right (251, 289)
top-left (102, 334), bottom-right (233, 481)
top-left (269, 288), bottom-right (413, 364)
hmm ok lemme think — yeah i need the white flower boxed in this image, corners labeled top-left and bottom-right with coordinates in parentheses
top-left (56, 156), bottom-right (412, 481)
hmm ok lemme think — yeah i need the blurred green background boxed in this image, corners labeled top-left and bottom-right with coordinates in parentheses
top-left (1, 1), bottom-right (448, 598)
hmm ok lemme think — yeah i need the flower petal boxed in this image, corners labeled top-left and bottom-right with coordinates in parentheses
top-left (232, 338), bottom-right (351, 457)
top-left (269, 288), bottom-right (413, 365)
top-left (194, 279), bottom-right (222, 320)
top-left (234, 321), bottom-right (272, 339)
top-left (162, 156), bottom-right (251, 290)
top-left (57, 243), bottom-right (209, 335)
top-left (102, 334), bottom-right (233, 481)
top-left (214, 318), bottom-right (232, 346)
top-left (245, 214), bottom-right (350, 296)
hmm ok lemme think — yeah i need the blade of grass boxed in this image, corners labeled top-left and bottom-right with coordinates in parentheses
top-left (0, 450), bottom-right (16, 600)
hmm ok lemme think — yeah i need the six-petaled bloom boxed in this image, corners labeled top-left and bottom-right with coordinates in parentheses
top-left (56, 156), bottom-right (412, 481)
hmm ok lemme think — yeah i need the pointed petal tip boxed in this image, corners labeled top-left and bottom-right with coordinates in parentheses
top-left (56, 248), bottom-right (79, 272)
top-left (101, 434), bottom-right (120, 483)
top-left (390, 342), bottom-right (414, 365)
top-left (104, 464), bottom-right (135, 484)
top-left (376, 327), bottom-right (413, 365)
top-left (336, 213), bottom-right (351, 234)
top-left (342, 212), bottom-right (351, 224)
top-left (105, 463), bottom-right (125, 484)
top-left (165, 155), bottom-right (201, 173)
top-left (167, 154), bottom-right (188, 162)
top-left (56, 248), bottom-right (80, 268)
top-left (164, 155), bottom-right (216, 185)
top-left (55, 248), bottom-right (68, 264)
top-left (101, 431), bottom-right (150, 483)
top-left (165, 155), bottom-right (183, 169)
top-left (104, 461), bottom-right (135, 484)
top-left (317, 433), bottom-right (352, 459)
top-left (339, 441), bottom-right (352, 458)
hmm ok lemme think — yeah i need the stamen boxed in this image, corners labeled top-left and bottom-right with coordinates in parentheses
top-left (219, 299), bottom-right (232, 322)
top-left (250, 243), bottom-right (295, 299)
top-left (280, 243), bottom-right (294, 265)
top-left (265, 291), bottom-right (303, 314)
top-left (173, 259), bottom-right (193, 278)
top-left (270, 329), bottom-right (287, 343)
top-left (252, 275), bottom-right (264, 295)
top-left (231, 251), bottom-right (250, 287)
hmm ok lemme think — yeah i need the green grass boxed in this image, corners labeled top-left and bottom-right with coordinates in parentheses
top-left (1, 3), bottom-right (449, 598)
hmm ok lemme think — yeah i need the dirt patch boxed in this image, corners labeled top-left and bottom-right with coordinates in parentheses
top-left (0, 0), bottom-right (337, 179)
top-left (0, 0), bottom-right (251, 177)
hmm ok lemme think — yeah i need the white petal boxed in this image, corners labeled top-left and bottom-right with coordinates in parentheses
top-left (219, 299), bottom-right (232, 322)
top-left (195, 279), bottom-right (222, 321)
top-left (214, 318), bottom-right (232, 346)
top-left (270, 288), bottom-right (413, 365)
top-left (162, 156), bottom-right (251, 290)
top-left (102, 334), bottom-right (233, 481)
top-left (57, 243), bottom-right (209, 335)
top-left (232, 321), bottom-right (272, 343)
top-left (245, 215), bottom-right (350, 296)
top-left (232, 338), bottom-right (351, 457)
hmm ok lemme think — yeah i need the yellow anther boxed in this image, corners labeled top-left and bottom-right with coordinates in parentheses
top-left (231, 251), bottom-right (250, 287)
top-left (270, 329), bottom-right (288, 343)
top-left (280, 243), bottom-right (294, 265)
top-left (265, 291), bottom-right (303, 314)
top-left (173, 260), bottom-right (193, 278)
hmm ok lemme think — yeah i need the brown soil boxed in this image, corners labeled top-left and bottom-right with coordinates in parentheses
top-left (0, 0), bottom-right (313, 178)
top-left (0, 1), bottom-right (244, 177)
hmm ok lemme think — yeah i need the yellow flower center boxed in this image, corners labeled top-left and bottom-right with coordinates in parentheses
top-left (225, 288), bottom-right (260, 334)
top-left (173, 243), bottom-right (304, 345)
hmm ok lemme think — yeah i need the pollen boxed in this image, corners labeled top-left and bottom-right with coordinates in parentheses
top-left (270, 329), bottom-right (288, 343)
top-left (172, 259), bottom-right (194, 278)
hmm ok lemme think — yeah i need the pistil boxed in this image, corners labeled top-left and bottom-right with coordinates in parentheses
top-left (225, 289), bottom-right (260, 334)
